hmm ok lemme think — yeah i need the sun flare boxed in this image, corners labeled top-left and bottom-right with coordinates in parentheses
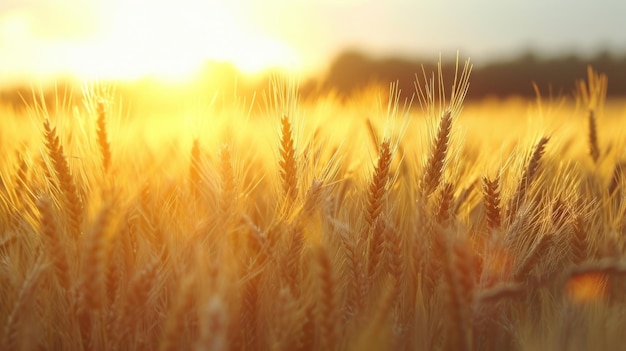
top-left (2, 0), bottom-right (300, 83)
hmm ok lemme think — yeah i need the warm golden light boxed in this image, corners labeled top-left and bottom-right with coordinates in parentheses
top-left (1, 0), bottom-right (300, 83)
top-left (566, 272), bottom-right (609, 303)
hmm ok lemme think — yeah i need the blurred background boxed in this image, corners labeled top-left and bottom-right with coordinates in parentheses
top-left (1, 0), bottom-right (626, 101)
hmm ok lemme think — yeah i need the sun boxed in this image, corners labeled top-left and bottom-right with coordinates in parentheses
top-left (67, 0), bottom-right (300, 82)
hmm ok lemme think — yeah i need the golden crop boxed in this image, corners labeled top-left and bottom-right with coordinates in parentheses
top-left (0, 62), bottom-right (625, 351)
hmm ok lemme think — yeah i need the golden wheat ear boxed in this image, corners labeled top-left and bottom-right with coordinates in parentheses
top-left (365, 139), bottom-right (392, 228)
top-left (440, 238), bottom-right (474, 351)
top-left (279, 115), bottom-right (298, 201)
top-left (384, 223), bottom-right (403, 303)
top-left (416, 56), bottom-right (472, 199)
top-left (482, 176), bottom-right (502, 230)
top-left (506, 136), bottom-right (550, 223)
top-left (314, 245), bottom-right (339, 351)
top-left (339, 226), bottom-right (366, 319)
top-left (96, 100), bottom-right (112, 173)
top-left (434, 181), bottom-right (455, 226)
top-left (587, 109), bottom-right (600, 164)
top-left (37, 195), bottom-right (71, 291)
top-left (42, 119), bottom-right (83, 239)
top-left (115, 256), bottom-right (161, 343)
top-left (421, 110), bottom-right (452, 198)
top-left (571, 213), bottom-right (589, 265)
top-left (80, 204), bottom-right (113, 312)
top-left (575, 66), bottom-right (607, 165)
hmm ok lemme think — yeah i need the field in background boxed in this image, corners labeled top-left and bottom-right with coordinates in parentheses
top-left (1, 63), bottom-right (626, 351)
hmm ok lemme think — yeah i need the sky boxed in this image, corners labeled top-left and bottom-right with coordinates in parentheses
top-left (1, 0), bottom-right (625, 84)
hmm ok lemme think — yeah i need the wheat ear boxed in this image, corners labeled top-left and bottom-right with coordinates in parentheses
top-left (365, 140), bottom-right (392, 281)
top-left (385, 222), bottom-right (403, 298)
top-left (42, 119), bottom-right (83, 239)
top-left (482, 176), bottom-right (502, 230)
top-left (507, 136), bottom-right (550, 222)
top-left (587, 109), bottom-right (600, 164)
top-left (283, 225), bottom-right (304, 293)
top-left (441, 239), bottom-right (472, 351)
top-left (316, 245), bottom-right (338, 351)
top-left (339, 230), bottom-right (365, 319)
top-left (422, 110), bottom-right (452, 197)
top-left (96, 100), bottom-right (111, 172)
top-left (279, 115), bottom-right (298, 200)
top-left (37, 195), bottom-right (71, 291)
top-left (81, 205), bottom-right (112, 311)
top-left (571, 214), bottom-right (588, 265)
top-left (115, 256), bottom-right (160, 342)
top-left (240, 264), bottom-right (261, 349)
top-left (368, 218), bottom-right (387, 281)
top-left (435, 181), bottom-right (455, 225)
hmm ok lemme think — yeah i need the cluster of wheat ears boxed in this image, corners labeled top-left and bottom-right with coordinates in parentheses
top-left (0, 60), bottom-right (625, 351)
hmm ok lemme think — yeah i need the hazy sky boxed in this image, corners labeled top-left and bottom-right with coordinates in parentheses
top-left (1, 0), bottom-right (625, 83)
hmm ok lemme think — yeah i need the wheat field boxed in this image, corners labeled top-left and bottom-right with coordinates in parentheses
top-left (1, 61), bottom-right (626, 351)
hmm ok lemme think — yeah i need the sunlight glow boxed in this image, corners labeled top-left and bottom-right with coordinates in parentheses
top-left (84, 0), bottom-right (298, 80)
top-left (565, 272), bottom-right (609, 303)
top-left (2, 0), bottom-right (300, 83)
